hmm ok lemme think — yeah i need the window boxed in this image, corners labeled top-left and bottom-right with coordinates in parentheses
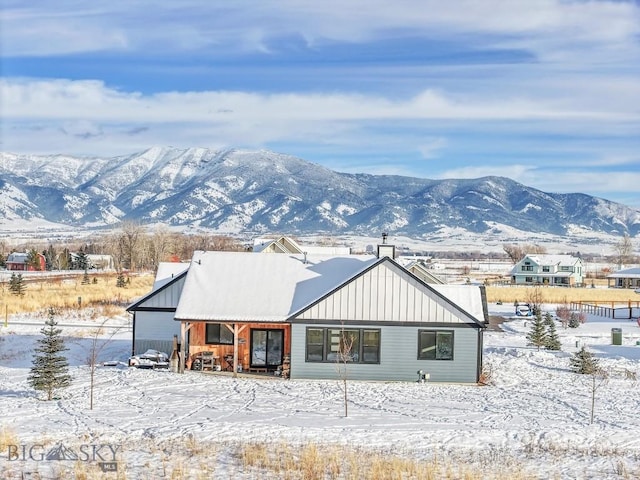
top-left (205, 323), bottom-right (234, 345)
top-left (305, 327), bottom-right (380, 364)
top-left (418, 330), bottom-right (454, 360)
top-left (542, 266), bottom-right (550, 272)
top-left (521, 265), bottom-right (533, 271)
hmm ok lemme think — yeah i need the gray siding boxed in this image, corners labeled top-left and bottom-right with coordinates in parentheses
top-left (290, 323), bottom-right (480, 383)
top-left (134, 311), bottom-right (180, 355)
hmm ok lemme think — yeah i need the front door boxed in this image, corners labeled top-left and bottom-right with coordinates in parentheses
top-left (250, 329), bottom-right (284, 369)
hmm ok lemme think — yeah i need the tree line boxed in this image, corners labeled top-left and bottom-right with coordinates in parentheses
top-left (0, 222), bottom-right (246, 272)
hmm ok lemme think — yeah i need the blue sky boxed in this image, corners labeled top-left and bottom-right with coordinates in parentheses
top-left (1, 0), bottom-right (640, 208)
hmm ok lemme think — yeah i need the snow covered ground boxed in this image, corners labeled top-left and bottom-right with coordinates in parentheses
top-left (1, 305), bottom-right (640, 479)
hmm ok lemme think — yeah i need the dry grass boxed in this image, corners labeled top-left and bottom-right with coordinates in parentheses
top-left (486, 285), bottom-right (640, 305)
top-left (237, 442), bottom-right (536, 480)
top-left (0, 273), bottom-right (154, 317)
top-left (0, 425), bottom-right (18, 451)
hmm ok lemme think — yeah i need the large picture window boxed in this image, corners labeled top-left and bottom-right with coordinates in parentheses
top-left (418, 330), bottom-right (454, 360)
top-left (205, 323), bottom-right (234, 345)
top-left (305, 328), bottom-right (380, 364)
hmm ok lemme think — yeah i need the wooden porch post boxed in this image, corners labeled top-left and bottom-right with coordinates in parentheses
top-left (232, 324), bottom-right (248, 378)
top-left (179, 321), bottom-right (193, 374)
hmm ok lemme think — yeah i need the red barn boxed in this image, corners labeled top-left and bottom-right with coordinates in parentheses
top-left (6, 252), bottom-right (46, 271)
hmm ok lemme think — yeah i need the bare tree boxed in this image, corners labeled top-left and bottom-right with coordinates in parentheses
top-left (503, 244), bottom-right (525, 264)
top-left (525, 285), bottom-right (544, 316)
top-left (148, 225), bottom-right (172, 271)
top-left (613, 234), bottom-right (634, 269)
top-left (588, 368), bottom-right (608, 424)
top-left (334, 326), bottom-right (356, 418)
top-left (86, 318), bottom-right (123, 410)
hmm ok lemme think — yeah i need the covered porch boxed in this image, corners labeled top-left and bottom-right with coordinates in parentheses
top-left (179, 320), bottom-right (291, 377)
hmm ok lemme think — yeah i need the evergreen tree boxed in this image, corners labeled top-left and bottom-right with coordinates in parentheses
top-left (568, 312), bottom-right (581, 328)
top-left (27, 308), bottom-right (72, 400)
top-left (26, 248), bottom-right (42, 271)
top-left (570, 346), bottom-right (599, 374)
top-left (544, 317), bottom-right (562, 351)
top-left (73, 248), bottom-right (89, 271)
top-left (116, 271), bottom-right (126, 288)
top-left (526, 311), bottom-right (547, 350)
top-left (9, 273), bottom-right (26, 297)
top-left (44, 244), bottom-right (57, 271)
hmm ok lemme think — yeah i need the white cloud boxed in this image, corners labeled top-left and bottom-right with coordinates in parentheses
top-left (3, 1), bottom-right (639, 61)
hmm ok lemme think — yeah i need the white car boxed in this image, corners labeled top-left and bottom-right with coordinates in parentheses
top-left (129, 349), bottom-right (170, 369)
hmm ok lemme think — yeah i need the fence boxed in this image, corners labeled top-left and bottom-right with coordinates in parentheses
top-left (570, 300), bottom-right (640, 320)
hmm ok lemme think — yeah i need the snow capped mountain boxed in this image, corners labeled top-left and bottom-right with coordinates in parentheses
top-left (1, 147), bottom-right (639, 238)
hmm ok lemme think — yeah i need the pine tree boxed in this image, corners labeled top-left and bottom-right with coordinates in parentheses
top-left (568, 312), bottom-right (581, 328)
top-left (116, 271), bottom-right (126, 288)
top-left (73, 249), bottom-right (89, 271)
top-left (27, 308), bottom-right (72, 400)
top-left (9, 273), bottom-right (26, 297)
top-left (570, 346), bottom-right (599, 374)
top-left (544, 317), bottom-right (562, 351)
top-left (526, 311), bottom-right (547, 350)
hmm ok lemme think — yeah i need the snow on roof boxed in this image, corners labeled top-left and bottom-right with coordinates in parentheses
top-left (525, 254), bottom-right (580, 266)
top-left (174, 251), bottom-right (377, 322)
top-left (153, 262), bottom-right (190, 289)
top-left (430, 284), bottom-right (487, 323)
top-left (607, 267), bottom-right (640, 278)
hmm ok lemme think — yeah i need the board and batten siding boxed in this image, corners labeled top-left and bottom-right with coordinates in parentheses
top-left (289, 323), bottom-right (480, 383)
top-left (295, 262), bottom-right (469, 324)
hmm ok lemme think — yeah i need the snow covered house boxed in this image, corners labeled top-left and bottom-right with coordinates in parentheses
top-left (165, 247), bottom-right (487, 383)
top-left (126, 262), bottom-right (190, 356)
top-left (607, 267), bottom-right (640, 289)
top-left (252, 235), bottom-right (351, 255)
top-left (511, 254), bottom-right (584, 287)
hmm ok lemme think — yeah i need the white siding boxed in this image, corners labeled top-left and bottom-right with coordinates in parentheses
top-left (296, 262), bottom-right (470, 324)
top-left (136, 276), bottom-right (186, 309)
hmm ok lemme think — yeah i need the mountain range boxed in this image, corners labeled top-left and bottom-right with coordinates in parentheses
top-left (1, 147), bottom-right (639, 239)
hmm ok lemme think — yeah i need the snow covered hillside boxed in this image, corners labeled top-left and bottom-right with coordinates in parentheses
top-left (1, 305), bottom-right (640, 479)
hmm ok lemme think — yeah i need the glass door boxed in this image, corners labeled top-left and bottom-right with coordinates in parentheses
top-left (251, 329), bottom-right (284, 369)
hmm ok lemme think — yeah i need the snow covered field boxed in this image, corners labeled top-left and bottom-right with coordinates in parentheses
top-left (1, 304), bottom-right (640, 479)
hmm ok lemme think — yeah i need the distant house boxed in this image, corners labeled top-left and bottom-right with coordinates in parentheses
top-left (511, 254), bottom-right (584, 286)
top-left (126, 263), bottom-right (190, 356)
top-left (86, 254), bottom-right (114, 270)
top-left (6, 252), bottom-right (46, 271)
top-left (129, 243), bottom-right (489, 383)
top-left (401, 259), bottom-right (446, 285)
top-left (252, 235), bottom-right (351, 255)
top-left (606, 267), bottom-right (640, 289)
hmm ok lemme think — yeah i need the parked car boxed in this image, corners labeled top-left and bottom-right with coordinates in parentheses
top-left (129, 349), bottom-right (170, 369)
top-left (515, 304), bottom-right (532, 316)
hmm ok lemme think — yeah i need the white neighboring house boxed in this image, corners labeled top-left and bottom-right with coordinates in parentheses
top-left (511, 254), bottom-right (584, 286)
top-left (126, 262), bottom-right (190, 356)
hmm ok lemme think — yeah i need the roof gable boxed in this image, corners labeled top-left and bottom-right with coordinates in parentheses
top-left (291, 258), bottom-right (486, 327)
top-left (126, 268), bottom-right (188, 311)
